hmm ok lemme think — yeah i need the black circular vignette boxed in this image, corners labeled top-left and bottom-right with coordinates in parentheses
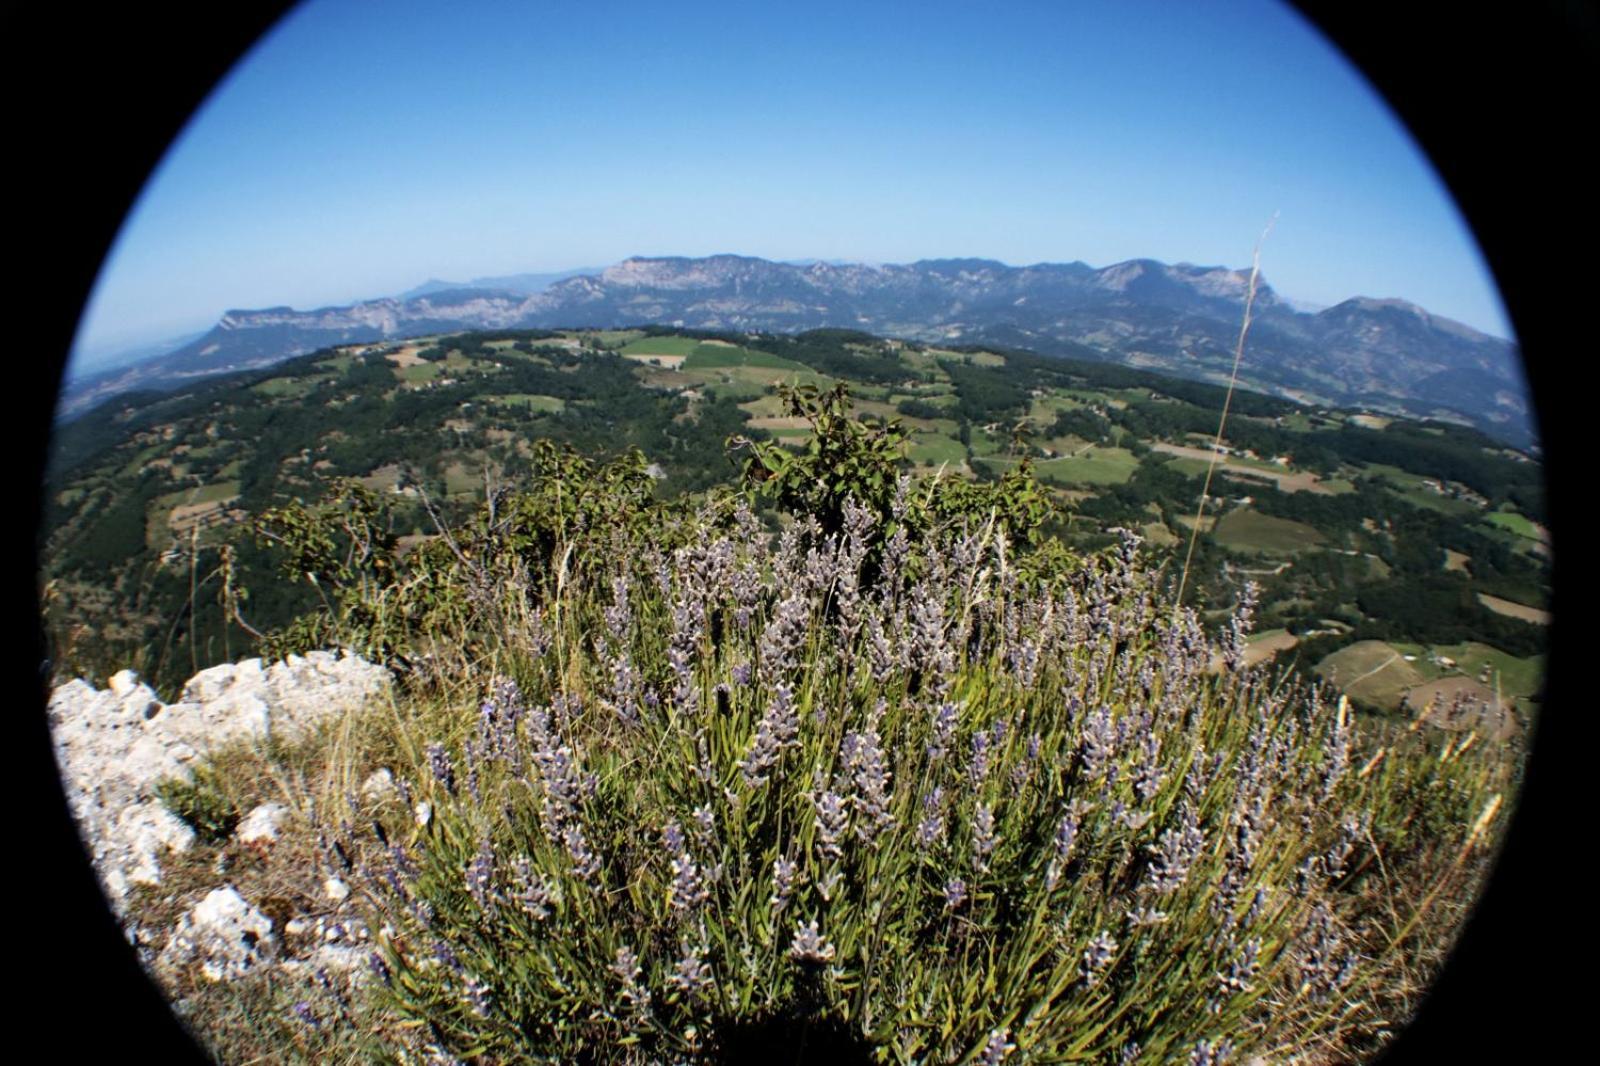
top-left (16, 1), bottom-right (1591, 1061)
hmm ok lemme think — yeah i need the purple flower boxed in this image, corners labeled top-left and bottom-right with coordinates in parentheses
top-left (770, 855), bottom-right (801, 915)
top-left (1216, 938), bottom-right (1261, 996)
top-left (666, 940), bottom-right (714, 995)
top-left (815, 791), bottom-right (848, 861)
top-left (972, 803), bottom-right (998, 873)
top-left (1081, 930), bottom-right (1117, 988)
top-left (740, 683), bottom-right (800, 788)
top-left (789, 919), bottom-right (836, 963)
top-left (426, 743), bottom-right (455, 795)
top-left (611, 946), bottom-right (650, 1010)
top-left (979, 1028), bottom-right (1015, 1065)
top-left (465, 836), bottom-right (496, 912)
top-left (916, 788), bottom-right (946, 849)
top-left (845, 727), bottom-right (893, 842)
top-left (463, 975), bottom-right (492, 1018)
top-left (928, 701), bottom-right (958, 761)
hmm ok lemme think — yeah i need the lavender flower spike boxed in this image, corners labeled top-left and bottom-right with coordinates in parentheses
top-left (789, 918), bottom-right (837, 963)
top-left (979, 1028), bottom-right (1016, 1065)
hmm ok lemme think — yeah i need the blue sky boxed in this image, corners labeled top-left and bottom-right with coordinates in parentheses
top-left (71, 0), bottom-right (1512, 364)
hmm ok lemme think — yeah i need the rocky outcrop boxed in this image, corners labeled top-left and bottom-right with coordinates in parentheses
top-left (48, 650), bottom-right (392, 915)
top-left (157, 886), bottom-right (278, 982)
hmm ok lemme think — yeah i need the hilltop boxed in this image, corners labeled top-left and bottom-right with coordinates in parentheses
top-left (59, 255), bottom-right (1532, 448)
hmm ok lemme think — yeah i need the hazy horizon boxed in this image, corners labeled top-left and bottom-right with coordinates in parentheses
top-left (71, 0), bottom-right (1516, 369)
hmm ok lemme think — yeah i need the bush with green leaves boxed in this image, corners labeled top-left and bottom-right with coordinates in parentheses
top-left (338, 492), bottom-right (1508, 1063)
top-left (157, 764), bottom-right (242, 844)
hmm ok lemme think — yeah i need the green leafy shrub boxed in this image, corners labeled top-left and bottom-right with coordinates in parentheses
top-left (157, 764), bottom-right (241, 844)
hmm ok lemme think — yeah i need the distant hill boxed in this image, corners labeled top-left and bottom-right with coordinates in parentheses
top-left (57, 255), bottom-right (1532, 447)
top-left (397, 268), bottom-right (604, 300)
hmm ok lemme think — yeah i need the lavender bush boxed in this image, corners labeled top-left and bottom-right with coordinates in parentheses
top-left (326, 482), bottom-right (1512, 1063)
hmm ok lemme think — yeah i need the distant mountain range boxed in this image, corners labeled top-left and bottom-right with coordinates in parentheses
top-left (58, 254), bottom-right (1533, 447)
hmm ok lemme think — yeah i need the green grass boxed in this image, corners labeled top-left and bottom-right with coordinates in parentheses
top-left (251, 375), bottom-right (323, 399)
top-left (1212, 509), bottom-right (1325, 555)
top-left (442, 462), bottom-right (483, 496)
top-left (191, 480), bottom-right (242, 505)
top-left (491, 393), bottom-right (567, 414)
top-left (315, 353), bottom-right (357, 374)
top-left (590, 329), bottom-right (647, 348)
top-left (906, 432), bottom-right (969, 467)
top-left (1314, 640), bottom-right (1424, 712)
top-left (1483, 509), bottom-right (1538, 539)
top-left (976, 446), bottom-right (1140, 486)
top-left (682, 344), bottom-right (807, 370)
top-left (1431, 642), bottom-right (1544, 704)
top-left (398, 362), bottom-right (442, 384)
top-left (619, 336), bottom-right (702, 357)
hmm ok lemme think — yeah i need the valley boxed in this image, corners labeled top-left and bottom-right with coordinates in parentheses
top-left (41, 326), bottom-right (1547, 726)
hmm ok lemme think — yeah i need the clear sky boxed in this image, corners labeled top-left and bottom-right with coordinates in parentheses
top-left (71, 0), bottom-right (1513, 366)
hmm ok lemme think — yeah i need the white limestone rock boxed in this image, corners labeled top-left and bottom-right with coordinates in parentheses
top-left (119, 801), bottom-right (197, 888)
top-left (159, 886), bottom-right (277, 982)
top-left (236, 802), bottom-right (291, 846)
top-left (361, 767), bottom-right (398, 804)
top-left (46, 652), bottom-right (393, 919)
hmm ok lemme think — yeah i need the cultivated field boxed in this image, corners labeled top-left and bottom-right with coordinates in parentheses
top-left (1477, 593), bottom-right (1549, 625)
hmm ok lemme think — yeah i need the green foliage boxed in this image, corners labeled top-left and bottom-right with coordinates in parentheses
top-left (340, 490), bottom-right (1513, 1064)
top-left (732, 382), bottom-right (909, 540)
top-left (732, 383), bottom-right (1065, 564)
top-left (156, 765), bottom-right (241, 844)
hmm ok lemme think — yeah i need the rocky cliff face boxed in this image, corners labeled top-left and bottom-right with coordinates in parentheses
top-left (48, 651), bottom-right (392, 985)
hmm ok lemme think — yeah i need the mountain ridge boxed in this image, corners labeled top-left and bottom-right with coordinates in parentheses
top-left (59, 255), bottom-right (1530, 446)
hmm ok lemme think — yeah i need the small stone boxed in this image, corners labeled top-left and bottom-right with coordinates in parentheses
top-left (285, 918), bottom-right (311, 937)
top-left (361, 768), bottom-right (398, 804)
top-left (236, 802), bottom-right (291, 846)
top-left (414, 801), bottom-right (432, 827)
top-left (324, 877), bottom-right (351, 903)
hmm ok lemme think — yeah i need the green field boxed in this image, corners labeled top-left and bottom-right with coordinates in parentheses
top-left (977, 446), bottom-right (1139, 486)
top-left (1483, 509), bottom-right (1539, 539)
top-left (619, 336), bottom-right (702, 357)
top-left (907, 432), bottom-right (969, 467)
top-left (1211, 508), bottom-right (1325, 554)
top-left (1431, 642), bottom-right (1544, 705)
top-left (490, 394), bottom-right (566, 414)
top-left (399, 362), bottom-right (442, 384)
top-left (315, 353), bottom-right (358, 374)
top-left (443, 462), bottom-right (484, 496)
top-left (592, 329), bottom-right (647, 347)
top-left (681, 344), bottom-right (806, 371)
top-left (1314, 640), bottom-right (1424, 712)
top-left (252, 375), bottom-right (323, 398)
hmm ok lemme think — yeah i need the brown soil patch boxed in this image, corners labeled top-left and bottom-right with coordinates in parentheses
top-left (1244, 630), bottom-right (1299, 667)
top-left (1405, 677), bottom-right (1517, 740)
top-left (1152, 442), bottom-right (1336, 494)
top-left (169, 499), bottom-right (237, 535)
top-left (624, 353), bottom-right (687, 368)
top-left (1477, 593), bottom-right (1549, 625)
top-left (1443, 549), bottom-right (1471, 573)
top-left (385, 345), bottom-right (427, 368)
